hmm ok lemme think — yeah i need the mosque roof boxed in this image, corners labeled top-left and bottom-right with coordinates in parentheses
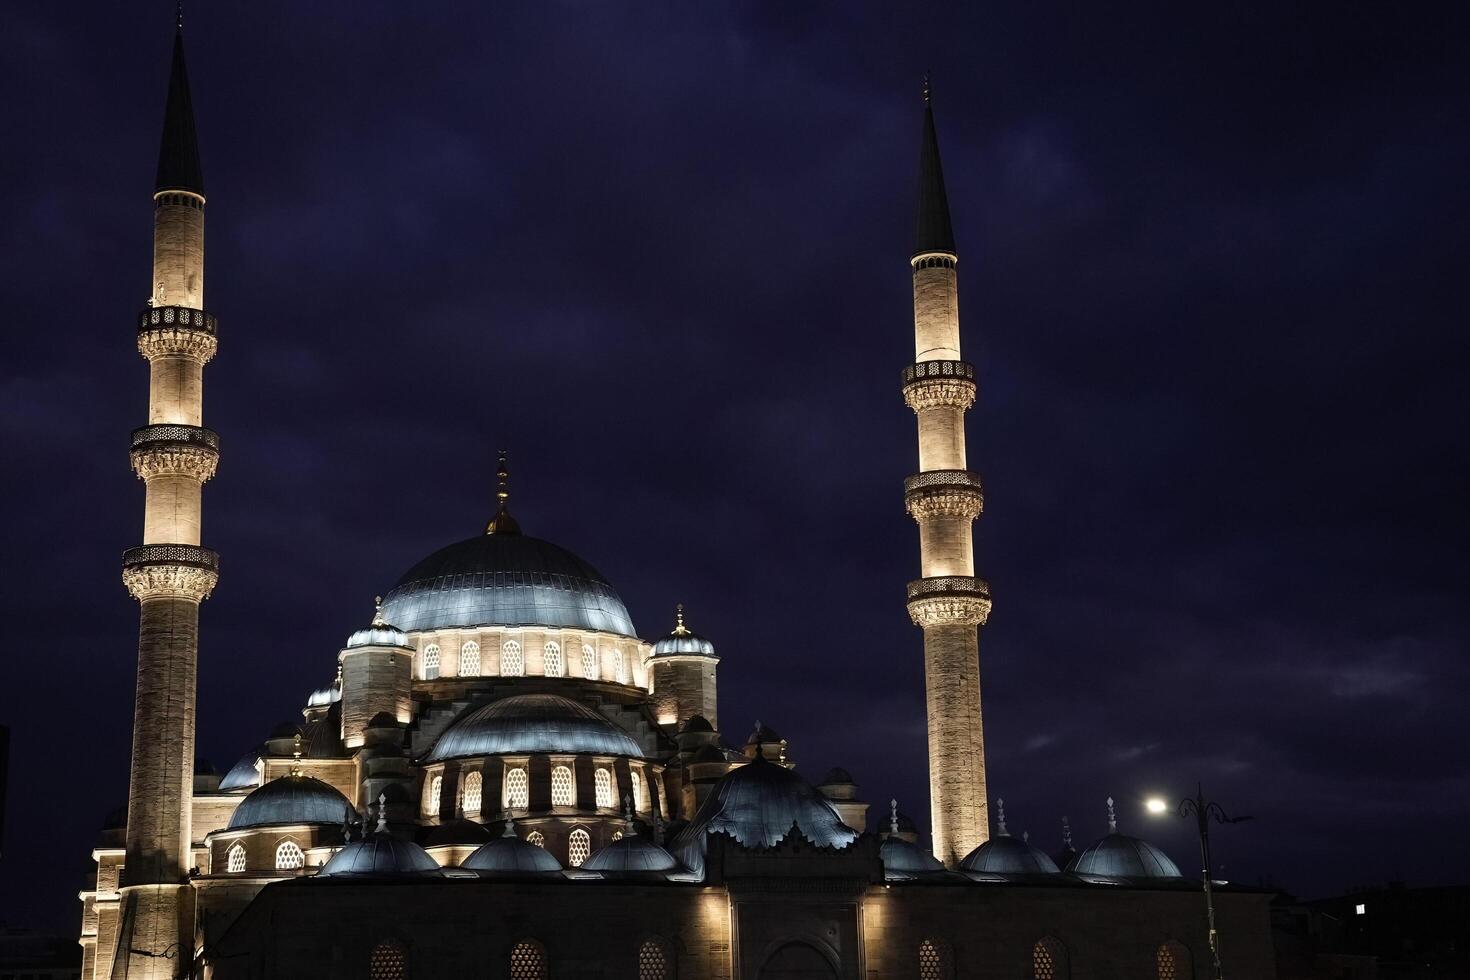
top-left (581, 835), bottom-right (680, 873)
top-left (880, 836), bottom-right (945, 875)
top-left (380, 533), bottom-right (635, 636)
top-left (424, 694), bottom-right (643, 762)
top-left (960, 835), bottom-right (1062, 876)
top-left (652, 605), bottom-right (716, 657)
top-left (227, 775), bottom-right (354, 830)
top-left (218, 746), bottom-right (264, 791)
top-left (318, 833), bottom-right (439, 877)
top-left (1068, 832), bottom-right (1183, 879)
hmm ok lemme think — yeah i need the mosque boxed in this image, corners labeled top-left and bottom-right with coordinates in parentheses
top-left (76, 16), bottom-right (1279, 980)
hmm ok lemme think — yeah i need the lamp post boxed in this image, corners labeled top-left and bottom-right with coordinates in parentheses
top-left (1146, 787), bottom-right (1252, 980)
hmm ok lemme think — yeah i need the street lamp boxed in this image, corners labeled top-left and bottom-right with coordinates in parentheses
top-left (1145, 786), bottom-right (1252, 980)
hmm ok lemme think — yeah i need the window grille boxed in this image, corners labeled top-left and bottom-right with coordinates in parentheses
top-left (639, 938), bottom-right (672, 980)
top-left (1033, 940), bottom-right (1056, 980)
top-left (568, 828), bottom-right (591, 867)
top-left (422, 644), bottom-right (440, 680)
top-left (582, 644), bottom-right (598, 679)
top-left (1157, 942), bottom-right (1190, 980)
top-left (919, 938), bottom-right (952, 980)
top-left (369, 939), bottom-right (407, 980)
top-left (630, 769), bottom-right (644, 811)
top-left (551, 766), bottom-right (575, 806)
top-left (274, 840), bottom-right (304, 871)
top-left (504, 767), bottom-right (529, 809)
top-left (424, 773), bottom-right (443, 816)
top-left (502, 640), bottom-right (524, 677)
top-left (612, 831), bottom-right (624, 841)
top-left (614, 649), bottom-right (628, 684)
top-left (226, 843), bottom-right (246, 873)
top-left (526, 830), bottom-right (545, 848)
top-left (544, 641), bottom-right (564, 677)
top-left (510, 941), bottom-right (547, 980)
top-left (460, 641), bottom-right (480, 676)
top-left (594, 768), bottom-right (615, 808)
top-left (463, 771), bottom-right (483, 813)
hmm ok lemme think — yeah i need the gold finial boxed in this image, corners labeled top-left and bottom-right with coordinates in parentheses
top-left (673, 603), bottom-right (689, 636)
top-left (291, 734), bottom-right (304, 777)
top-left (371, 595), bottom-right (385, 627)
top-left (485, 450), bottom-right (522, 535)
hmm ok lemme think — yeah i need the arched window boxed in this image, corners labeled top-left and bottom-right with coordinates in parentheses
top-left (369, 939), bottom-right (408, 980)
top-left (594, 768), bottom-right (615, 808)
top-left (510, 940), bottom-right (548, 980)
top-left (630, 769), bottom-right (644, 812)
top-left (274, 840), bottom-right (305, 871)
top-left (502, 640), bottom-right (524, 677)
top-left (424, 773), bottom-right (443, 817)
top-left (526, 830), bottom-right (545, 848)
top-left (543, 641), bottom-right (564, 677)
top-left (1157, 941), bottom-right (1191, 980)
top-left (504, 767), bottom-right (529, 809)
top-left (582, 644), bottom-right (598, 679)
top-left (460, 641), bottom-right (480, 676)
top-left (463, 771), bottom-right (483, 813)
top-left (919, 938), bottom-right (953, 980)
top-left (225, 842), bottom-right (246, 874)
top-left (612, 830), bottom-right (624, 841)
top-left (639, 938), bottom-right (673, 980)
top-left (551, 765), bottom-right (575, 806)
top-left (613, 649), bottom-right (628, 684)
top-left (422, 644), bottom-right (440, 680)
top-left (568, 827), bottom-right (591, 867)
top-left (1033, 937), bottom-right (1068, 979)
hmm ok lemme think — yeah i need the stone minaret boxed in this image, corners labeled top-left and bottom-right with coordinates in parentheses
top-left (902, 80), bottom-right (992, 868)
top-left (114, 16), bottom-right (218, 978)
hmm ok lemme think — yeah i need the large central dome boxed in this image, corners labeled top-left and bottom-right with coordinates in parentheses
top-left (380, 533), bottom-right (636, 636)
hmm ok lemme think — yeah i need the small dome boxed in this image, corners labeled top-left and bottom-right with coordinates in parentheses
top-left (346, 597), bottom-right (411, 649)
top-left (1069, 832), bottom-right (1182, 879)
top-left (582, 835), bottom-right (680, 873)
top-left (424, 819), bottom-right (493, 848)
top-left (462, 825), bottom-right (563, 874)
top-left (960, 835), bottom-right (1061, 875)
top-left (425, 694), bottom-right (642, 762)
top-left (218, 746), bottom-right (264, 791)
top-left (381, 533), bottom-right (635, 636)
top-left (880, 837), bottom-right (945, 874)
top-left (672, 756), bottom-right (858, 877)
top-left (227, 775), bottom-right (355, 830)
top-left (318, 833), bottom-right (439, 876)
top-left (652, 605), bottom-right (715, 657)
top-left (680, 715), bottom-right (714, 734)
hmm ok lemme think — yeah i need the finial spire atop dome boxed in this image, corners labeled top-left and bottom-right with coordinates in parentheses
top-left (502, 811), bottom-right (517, 838)
top-left (890, 798), bottom-right (900, 836)
top-left (673, 603), bottom-right (689, 635)
top-left (1106, 796), bottom-right (1117, 834)
top-left (291, 733), bottom-right (303, 777)
top-left (371, 595), bottom-right (385, 627)
top-left (914, 74), bottom-right (955, 256)
top-left (376, 793), bottom-right (388, 833)
top-left (996, 798), bottom-right (1009, 836)
top-left (485, 450), bottom-right (522, 536)
top-left (1061, 815), bottom-right (1072, 848)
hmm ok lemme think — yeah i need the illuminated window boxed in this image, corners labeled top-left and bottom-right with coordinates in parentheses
top-left (1033, 937), bottom-right (1068, 979)
top-left (526, 830), bottom-right (545, 848)
top-left (504, 767), bottom-right (529, 809)
top-left (639, 938), bottom-right (673, 980)
top-left (612, 830), bottom-right (624, 841)
top-left (460, 641), bottom-right (480, 676)
top-left (551, 765), bottom-right (575, 806)
top-left (1157, 941), bottom-right (1190, 980)
top-left (424, 773), bottom-right (443, 817)
top-left (582, 644), bottom-right (598, 679)
top-left (369, 939), bottom-right (407, 980)
top-left (226, 842), bottom-right (246, 874)
top-left (919, 938), bottom-right (952, 980)
top-left (595, 768), bottom-right (615, 808)
top-left (463, 771), bottom-right (483, 813)
top-left (422, 644), bottom-right (440, 680)
top-left (544, 641), bottom-right (564, 677)
top-left (568, 828), bottom-right (591, 867)
top-left (630, 769), bottom-right (644, 812)
top-left (614, 649), bottom-right (628, 684)
top-left (502, 640), bottom-right (524, 677)
top-left (510, 940), bottom-right (548, 980)
top-left (274, 840), bottom-right (304, 871)
top-left (1355, 903), bottom-right (1366, 916)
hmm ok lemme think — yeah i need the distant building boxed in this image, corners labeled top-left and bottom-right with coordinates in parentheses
top-left (79, 15), bottom-right (1280, 980)
top-left (1274, 884), bottom-right (1470, 979)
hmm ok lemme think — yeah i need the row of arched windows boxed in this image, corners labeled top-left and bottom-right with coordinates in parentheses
top-left (917, 936), bottom-right (1191, 979)
top-left (368, 937), bottom-right (673, 978)
top-left (428, 764), bottom-right (632, 816)
top-left (420, 641), bottom-right (631, 682)
top-left (223, 839), bottom-right (304, 874)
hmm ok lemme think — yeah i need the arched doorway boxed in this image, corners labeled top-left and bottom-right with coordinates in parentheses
top-left (759, 940), bottom-right (839, 980)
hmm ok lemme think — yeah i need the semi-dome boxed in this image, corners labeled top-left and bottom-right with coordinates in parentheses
top-left (318, 832), bottom-right (439, 876)
top-left (671, 756), bottom-right (858, 877)
top-left (652, 605), bottom-right (716, 657)
top-left (1069, 832), bottom-right (1182, 879)
top-left (227, 775), bottom-right (355, 830)
top-left (880, 836), bottom-right (945, 875)
top-left (581, 835), bottom-right (680, 873)
top-left (462, 823), bottom-right (563, 874)
top-left (425, 694), bottom-right (643, 762)
top-left (380, 532), bottom-right (635, 636)
top-left (961, 835), bottom-right (1061, 875)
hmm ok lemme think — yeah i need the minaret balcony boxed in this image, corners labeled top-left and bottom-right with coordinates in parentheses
top-left (130, 424), bottom-right (220, 482)
top-left (122, 545), bottom-right (220, 602)
top-left (906, 575), bottom-right (992, 628)
top-left (137, 306), bottom-right (218, 363)
top-left (904, 470), bottom-right (984, 521)
top-left (902, 360), bottom-right (975, 411)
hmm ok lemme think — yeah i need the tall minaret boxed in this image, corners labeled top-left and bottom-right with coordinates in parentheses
top-left (114, 12), bottom-right (218, 978)
top-left (902, 79), bottom-right (992, 868)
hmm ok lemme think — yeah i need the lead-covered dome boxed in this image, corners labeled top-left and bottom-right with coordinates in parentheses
top-left (380, 533), bottom-right (635, 636)
top-left (961, 835), bottom-right (1061, 875)
top-left (425, 694), bottom-right (643, 762)
top-left (1069, 832), bottom-right (1182, 879)
top-left (582, 835), bottom-right (680, 873)
top-left (463, 824), bottom-right (564, 874)
top-left (318, 833), bottom-right (440, 876)
top-left (227, 775), bottom-right (355, 830)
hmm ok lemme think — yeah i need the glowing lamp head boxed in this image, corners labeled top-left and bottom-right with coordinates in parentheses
top-left (1145, 797), bottom-right (1169, 815)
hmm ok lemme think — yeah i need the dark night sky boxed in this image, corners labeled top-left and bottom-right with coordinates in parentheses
top-left (3, 2), bottom-right (1467, 933)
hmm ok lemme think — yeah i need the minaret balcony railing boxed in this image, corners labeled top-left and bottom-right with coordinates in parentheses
top-left (131, 424), bottom-right (219, 451)
top-left (903, 469), bottom-right (983, 495)
top-left (906, 575), bottom-right (993, 628)
top-left (138, 305), bottom-right (217, 335)
top-left (122, 544), bottom-right (220, 573)
top-left (906, 575), bottom-right (991, 602)
top-left (901, 359), bottom-right (974, 386)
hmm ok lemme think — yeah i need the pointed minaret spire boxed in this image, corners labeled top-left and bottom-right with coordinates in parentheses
top-left (485, 450), bottom-right (522, 535)
top-left (155, 13), bottom-right (204, 195)
top-left (914, 75), bottom-right (955, 256)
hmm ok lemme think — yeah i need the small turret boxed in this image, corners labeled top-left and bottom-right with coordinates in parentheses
top-left (649, 603), bottom-right (720, 730)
